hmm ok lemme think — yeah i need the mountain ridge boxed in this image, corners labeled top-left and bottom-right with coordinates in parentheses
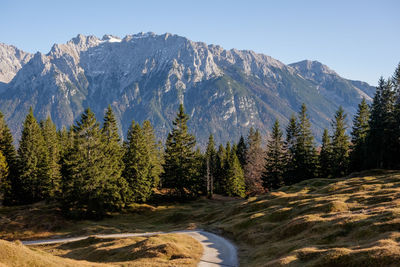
top-left (0, 33), bottom-right (376, 146)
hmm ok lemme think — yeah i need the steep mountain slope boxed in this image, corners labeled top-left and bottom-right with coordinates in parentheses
top-left (289, 60), bottom-right (375, 114)
top-left (0, 33), bottom-right (375, 145)
top-left (0, 43), bottom-right (32, 92)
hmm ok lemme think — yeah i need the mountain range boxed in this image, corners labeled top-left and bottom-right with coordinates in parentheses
top-left (0, 32), bottom-right (376, 146)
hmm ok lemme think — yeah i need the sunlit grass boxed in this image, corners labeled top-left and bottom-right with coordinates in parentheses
top-left (1, 170), bottom-right (400, 266)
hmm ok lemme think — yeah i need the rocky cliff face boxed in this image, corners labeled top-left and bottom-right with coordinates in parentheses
top-left (0, 43), bottom-right (33, 92)
top-left (0, 33), bottom-right (375, 146)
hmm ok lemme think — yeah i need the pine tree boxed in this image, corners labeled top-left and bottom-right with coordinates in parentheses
top-left (0, 112), bottom-right (17, 205)
top-left (59, 126), bottom-right (73, 158)
top-left (214, 144), bottom-right (226, 194)
top-left (102, 107), bottom-right (125, 175)
top-left (319, 128), bottom-right (333, 177)
top-left (61, 108), bottom-right (124, 218)
top-left (236, 135), bottom-right (247, 168)
top-left (368, 77), bottom-right (385, 168)
top-left (0, 151), bottom-right (9, 202)
top-left (102, 106), bottom-right (130, 204)
top-left (204, 134), bottom-right (216, 197)
top-left (368, 77), bottom-right (396, 168)
top-left (123, 121), bottom-right (153, 203)
top-left (284, 114), bottom-right (299, 185)
top-left (224, 152), bottom-right (245, 197)
top-left (17, 108), bottom-right (49, 203)
top-left (350, 99), bottom-right (370, 171)
top-left (331, 106), bottom-right (350, 177)
top-left (142, 120), bottom-right (163, 188)
top-left (161, 104), bottom-right (199, 199)
top-left (381, 79), bottom-right (397, 168)
top-left (293, 104), bottom-right (318, 182)
top-left (244, 128), bottom-right (265, 194)
top-left (41, 116), bottom-right (61, 198)
top-left (392, 63), bottom-right (400, 168)
top-left (262, 120), bottom-right (286, 190)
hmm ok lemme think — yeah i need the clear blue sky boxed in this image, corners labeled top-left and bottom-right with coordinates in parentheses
top-left (2, 0), bottom-right (399, 85)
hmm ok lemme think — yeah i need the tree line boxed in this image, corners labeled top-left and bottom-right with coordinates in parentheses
top-left (0, 63), bottom-right (399, 217)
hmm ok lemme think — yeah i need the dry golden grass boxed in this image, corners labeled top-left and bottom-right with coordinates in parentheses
top-left (0, 234), bottom-right (202, 267)
top-left (1, 169), bottom-right (400, 266)
top-left (0, 239), bottom-right (103, 267)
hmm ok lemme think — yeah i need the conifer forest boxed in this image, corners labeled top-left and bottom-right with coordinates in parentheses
top-left (1, 63), bottom-right (400, 218)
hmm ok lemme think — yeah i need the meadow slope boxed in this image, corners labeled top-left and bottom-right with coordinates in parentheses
top-left (1, 170), bottom-right (400, 266)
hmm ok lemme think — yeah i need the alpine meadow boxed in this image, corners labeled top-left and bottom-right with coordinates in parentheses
top-left (1, 1), bottom-right (400, 266)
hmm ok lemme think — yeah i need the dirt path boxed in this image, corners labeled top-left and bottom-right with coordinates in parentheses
top-left (22, 230), bottom-right (239, 267)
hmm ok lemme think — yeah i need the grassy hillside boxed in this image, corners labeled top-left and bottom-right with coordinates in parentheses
top-left (0, 234), bottom-right (202, 267)
top-left (1, 170), bottom-right (400, 266)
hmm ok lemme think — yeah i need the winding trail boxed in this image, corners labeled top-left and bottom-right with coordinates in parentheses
top-left (22, 230), bottom-right (238, 267)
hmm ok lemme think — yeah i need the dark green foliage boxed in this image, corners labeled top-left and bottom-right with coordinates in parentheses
top-left (123, 121), bottom-right (158, 203)
top-left (142, 120), bottom-right (163, 188)
top-left (330, 107), bottom-right (350, 177)
top-left (41, 117), bottom-right (61, 199)
top-left (204, 134), bottom-right (217, 197)
top-left (58, 126), bottom-right (73, 158)
top-left (393, 64), bottom-right (400, 168)
top-left (161, 104), bottom-right (199, 199)
top-left (224, 150), bottom-right (245, 197)
top-left (236, 135), bottom-right (247, 168)
top-left (213, 141), bottom-right (246, 197)
top-left (214, 144), bottom-right (226, 194)
top-left (0, 112), bottom-right (17, 205)
top-left (0, 151), bottom-right (9, 202)
top-left (262, 120), bottom-right (286, 190)
top-left (350, 99), bottom-right (370, 171)
top-left (284, 114), bottom-right (299, 185)
top-left (243, 128), bottom-right (265, 194)
top-left (319, 129), bottom-right (333, 178)
top-left (221, 142), bottom-right (232, 194)
top-left (291, 104), bottom-right (318, 183)
top-left (102, 105), bottom-right (126, 193)
top-left (368, 77), bottom-right (397, 168)
top-left (16, 108), bottom-right (49, 204)
top-left (61, 108), bottom-right (125, 218)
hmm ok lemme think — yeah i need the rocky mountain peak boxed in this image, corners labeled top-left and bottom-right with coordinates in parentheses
top-left (0, 43), bottom-right (33, 84)
top-left (289, 60), bottom-right (337, 78)
top-left (0, 33), bottom-right (376, 146)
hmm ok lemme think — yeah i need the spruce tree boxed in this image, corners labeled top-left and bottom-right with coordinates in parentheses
top-left (262, 120), bottom-right (286, 190)
top-left (244, 128), bottom-right (265, 194)
top-left (102, 106), bottom-right (130, 204)
top-left (17, 108), bottom-right (49, 203)
top-left (59, 126), bottom-right (73, 158)
top-left (221, 142), bottom-right (232, 194)
top-left (214, 144), bottom-right (226, 194)
top-left (204, 134), bottom-right (216, 197)
top-left (284, 114), bottom-right (299, 185)
top-left (350, 99), bottom-right (370, 171)
top-left (393, 63), bottom-right (400, 167)
top-left (123, 121), bottom-right (153, 203)
top-left (236, 135), bottom-right (247, 168)
top-left (368, 77), bottom-right (385, 168)
top-left (368, 77), bottom-right (396, 168)
top-left (381, 79), bottom-right (397, 168)
top-left (224, 152), bottom-right (246, 197)
top-left (319, 128), bottom-right (332, 177)
top-left (0, 112), bottom-right (17, 205)
top-left (61, 108), bottom-right (124, 218)
top-left (142, 120), bottom-right (163, 188)
top-left (331, 106), bottom-right (350, 177)
top-left (161, 104), bottom-right (199, 198)
top-left (0, 151), bottom-right (9, 202)
top-left (41, 116), bottom-right (61, 198)
top-left (293, 104), bottom-right (318, 182)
